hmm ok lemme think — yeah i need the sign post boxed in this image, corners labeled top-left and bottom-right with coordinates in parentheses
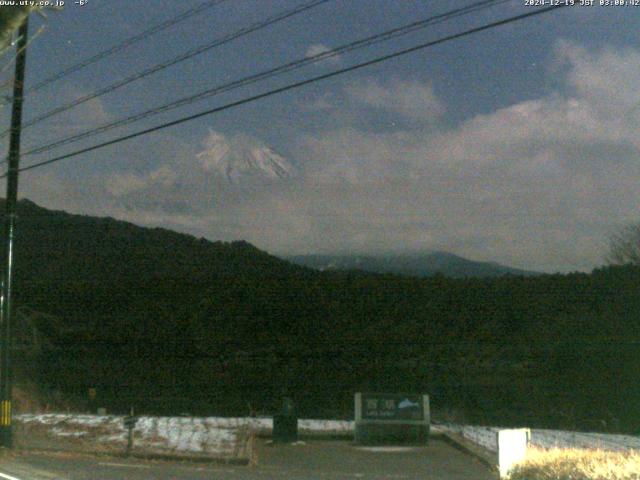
top-left (123, 407), bottom-right (138, 456)
top-left (87, 387), bottom-right (97, 413)
top-left (273, 397), bottom-right (298, 443)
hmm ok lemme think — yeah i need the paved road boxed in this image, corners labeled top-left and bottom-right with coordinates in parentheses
top-left (0, 439), bottom-right (496, 480)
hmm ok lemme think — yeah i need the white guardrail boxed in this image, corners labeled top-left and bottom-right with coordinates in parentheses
top-left (436, 423), bottom-right (640, 452)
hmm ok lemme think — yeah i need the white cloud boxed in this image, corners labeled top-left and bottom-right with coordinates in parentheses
top-left (106, 165), bottom-right (177, 197)
top-left (288, 42), bottom-right (640, 271)
top-left (305, 43), bottom-right (341, 65)
top-left (53, 85), bottom-right (112, 128)
top-left (299, 92), bottom-right (339, 112)
top-left (345, 79), bottom-right (445, 122)
top-left (297, 127), bottom-right (417, 183)
top-left (20, 83), bottom-right (113, 154)
top-left (196, 130), bottom-right (230, 173)
top-left (553, 40), bottom-right (640, 116)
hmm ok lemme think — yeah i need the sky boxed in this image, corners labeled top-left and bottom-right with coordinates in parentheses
top-left (0, 0), bottom-right (638, 273)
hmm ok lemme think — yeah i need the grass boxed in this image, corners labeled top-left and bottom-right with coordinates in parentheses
top-left (234, 423), bottom-right (258, 466)
top-left (509, 447), bottom-right (640, 480)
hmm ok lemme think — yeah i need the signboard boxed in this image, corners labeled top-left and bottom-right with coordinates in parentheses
top-left (355, 392), bottom-right (430, 445)
top-left (361, 393), bottom-right (424, 421)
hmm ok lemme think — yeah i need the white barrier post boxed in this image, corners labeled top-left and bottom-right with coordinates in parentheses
top-left (497, 428), bottom-right (530, 478)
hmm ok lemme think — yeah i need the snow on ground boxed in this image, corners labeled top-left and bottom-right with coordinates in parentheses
top-left (14, 414), bottom-right (353, 458)
top-left (16, 414), bottom-right (239, 457)
top-left (355, 446), bottom-right (420, 453)
top-left (299, 419), bottom-right (354, 433)
top-left (18, 414), bottom-right (111, 427)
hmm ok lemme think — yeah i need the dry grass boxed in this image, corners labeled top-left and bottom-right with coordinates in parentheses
top-left (509, 447), bottom-right (640, 480)
top-left (234, 423), bottom-right (258, 466)
top-left (13, 420), bottom-right (125, 455)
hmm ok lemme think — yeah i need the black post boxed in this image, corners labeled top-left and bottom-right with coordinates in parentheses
top-left (125, 406), bottom-right (135, 456)
top-left (0, 17), bottom-right (29, 449)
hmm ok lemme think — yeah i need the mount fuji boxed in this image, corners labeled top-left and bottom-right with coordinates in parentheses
top-left (196, 131), bottom-right (296, 182)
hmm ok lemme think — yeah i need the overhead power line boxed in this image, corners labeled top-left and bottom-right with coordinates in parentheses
top-left (20, 0), bottom-right (509, 159)
top-left (0, 0), bottom-right (230, 105)
top-left (3, 4), bottom-right (567, 178)
top-left (0, 0), bottom-right (332, 139)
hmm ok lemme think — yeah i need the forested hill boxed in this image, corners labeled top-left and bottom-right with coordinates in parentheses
top-left (0, 197), bottom-right (312, 407)
top-left (2, 199), bottom-right (299, 289)
top-left (1, 199), bottom-right (639, 434)
top-left (2, 198), bottom-right (306, 340)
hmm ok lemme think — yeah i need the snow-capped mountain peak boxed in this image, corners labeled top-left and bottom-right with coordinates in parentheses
top-left (196, 131), bottom-right (296, 182)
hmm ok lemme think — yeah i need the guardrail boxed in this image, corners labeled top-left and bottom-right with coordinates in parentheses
top-left (436, 423), bottom-right (640, 452)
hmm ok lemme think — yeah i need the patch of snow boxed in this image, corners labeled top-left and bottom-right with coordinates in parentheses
top-left (50, 427), bottom-right (87, 437)
top-left (100, 433), bottom-right (127, 443)
top-left (128, 416), bottom-right (236, 454)
top-left (298, 419), bottom-right (354, 432)
top-left (355, 446), bottom-right (419, 453)
top-left (196, 131), bottom-right (296, 182)
top-left (18, 413), bottom-right (117, 427)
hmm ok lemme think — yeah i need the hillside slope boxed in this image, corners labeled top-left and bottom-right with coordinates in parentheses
top-left (0, 199), bottom-right (637, 433)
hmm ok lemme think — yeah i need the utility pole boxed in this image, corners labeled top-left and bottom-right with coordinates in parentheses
top-left (0, 17), bottom-right (29, 449)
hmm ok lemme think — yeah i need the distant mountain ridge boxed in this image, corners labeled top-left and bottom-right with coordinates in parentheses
top-left (285, 251), bottom-right (540, 278)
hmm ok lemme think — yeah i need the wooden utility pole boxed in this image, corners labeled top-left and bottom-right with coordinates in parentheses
top-left (0, 16), bottom-right (29, 449)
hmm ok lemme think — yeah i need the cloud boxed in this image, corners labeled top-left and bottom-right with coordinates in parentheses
top-left (305, 43), bottom-right (341, 65)
top-left (296, 127), bottom-right (418, 183)
top-left (286, 42), bottom-right (640, 271)
top-left (20, 83), bottom-right (113, 154)
top-left (299, 92), bottom-right (339, 112)
top-left (106, 165), bottom-right (177, 197)
top-left (53, 85), bottom-right (112, 128)
top-left (553, 40), bottom-right (640, 116)
top-left (345, 79), bottom-right (445, 122)
top-left (19, 41), bottom-right (640, 273)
